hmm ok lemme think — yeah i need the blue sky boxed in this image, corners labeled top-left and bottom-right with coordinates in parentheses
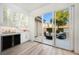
top-left (42, 12), bottom-right (54, 23)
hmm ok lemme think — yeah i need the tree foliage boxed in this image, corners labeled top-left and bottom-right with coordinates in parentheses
top-left (55, 10), bottom-right (69, 26)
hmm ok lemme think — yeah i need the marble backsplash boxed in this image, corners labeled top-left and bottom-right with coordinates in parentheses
top-left (0, 26), bottom-right (29, 34)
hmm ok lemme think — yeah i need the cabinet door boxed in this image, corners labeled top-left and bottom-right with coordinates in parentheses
top-left (1, 36), bottom-right (12, 51)
top-left (26, 32), bottom-right (30, 41)
top-left (21, 33), bottom-right (26, 43)
top-left (14, 34), bottom-right (20, 46)
top-left (21, 32), bottom-right (29, 44)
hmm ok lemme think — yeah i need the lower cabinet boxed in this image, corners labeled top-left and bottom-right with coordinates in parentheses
top-left (21, 32), bottom-right (29, 43)
top-left (1, 34), bottom-right (20, 51)
top-left (1, 36), bottom-right (12, 51)
top-left (14, 34), bottom-right (20, 46)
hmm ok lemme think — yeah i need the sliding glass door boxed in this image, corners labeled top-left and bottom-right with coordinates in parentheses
top-left (55, 9), bottom-right (70, 50)
top-left (35, 5), bottom-right (74, 50)
top-left (41, 6), bottom-right (74, 50)
top-left (55, 6), bottom-right (74, 50)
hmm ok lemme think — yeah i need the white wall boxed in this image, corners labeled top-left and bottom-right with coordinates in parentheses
top-left (74, 4), bottom-right (79, 53)
top-left (0, 4), bottom-right (3, 26)
top-left (28, 14), bottom-right (35, 41)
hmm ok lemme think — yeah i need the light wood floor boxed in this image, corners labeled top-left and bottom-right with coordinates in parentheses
top-left (1, 41), bottom-right (76, 55)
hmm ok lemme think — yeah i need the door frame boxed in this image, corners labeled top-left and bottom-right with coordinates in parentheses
top-left (41, 5), bottom-right (74, 51)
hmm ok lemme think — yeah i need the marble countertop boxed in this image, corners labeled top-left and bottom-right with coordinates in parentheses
top-left (0, 32), bottom-right (21, 36)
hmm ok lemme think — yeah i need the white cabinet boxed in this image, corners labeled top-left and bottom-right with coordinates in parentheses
top-left (21, 32), bottom-right (30, 44)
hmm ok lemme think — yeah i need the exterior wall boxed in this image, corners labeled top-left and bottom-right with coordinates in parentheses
top-left (35, 20), bottom-right (38, 37)
top-left (35, 20), bottom-right (42, 37)
top-left (38, 21), bottom-right (42, 36)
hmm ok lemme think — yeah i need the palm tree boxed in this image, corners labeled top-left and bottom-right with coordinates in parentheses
top-left (50, 19), bottom-right (52, 24)
top-left (43, 19), bottom-right (46, 23)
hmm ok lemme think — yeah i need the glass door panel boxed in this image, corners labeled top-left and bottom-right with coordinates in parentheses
top-left (55, 7), bottom-right (73, 50)
top-left (42, 12), bottom-right (55, 46)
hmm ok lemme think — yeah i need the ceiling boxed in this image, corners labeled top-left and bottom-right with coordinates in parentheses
top-left (14, 3), bottom-right (48, 13)
top-left (30, 3), bottom-right (74, 16)
top-left (14, 3), bottom-right (74, 16)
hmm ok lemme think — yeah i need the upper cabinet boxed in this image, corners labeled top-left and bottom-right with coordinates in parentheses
top-left (2, 4), bottom-right (29, 28)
